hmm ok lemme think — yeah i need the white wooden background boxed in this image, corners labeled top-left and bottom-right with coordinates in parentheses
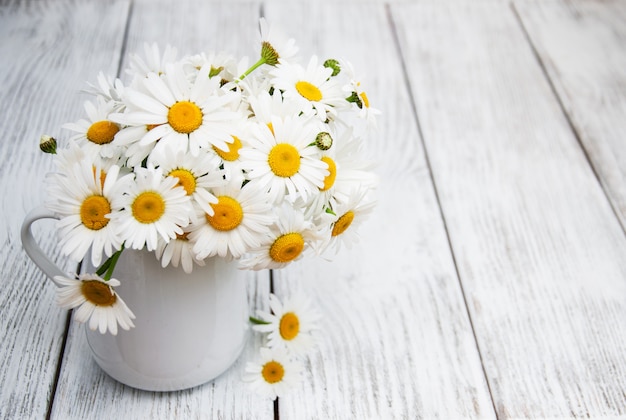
top-left (1, 0), bottom-right (625, 419)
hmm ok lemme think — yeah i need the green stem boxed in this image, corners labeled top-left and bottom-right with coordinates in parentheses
top-left (96, 244), bottom-right (125, 280)
top-left (237, 57), bottom-right (266, 82)
top-left (249, 316), bottom-right (271, 325)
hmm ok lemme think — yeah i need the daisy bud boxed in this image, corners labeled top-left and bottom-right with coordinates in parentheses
top-left (39, 135), bottom-right (57, 154)
top-left (315, 132), bottom-right (333, 150)
top-left (323, 59), bottom-right (341, 77)
top-left (261, 41), bottom-right (280, 66)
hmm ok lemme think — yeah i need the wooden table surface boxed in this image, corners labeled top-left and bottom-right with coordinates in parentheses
top-left (2, 0), bottom-right (626, 418)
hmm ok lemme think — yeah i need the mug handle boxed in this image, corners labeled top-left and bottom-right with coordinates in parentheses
top-left (21, 206), bottom-right (66, 287)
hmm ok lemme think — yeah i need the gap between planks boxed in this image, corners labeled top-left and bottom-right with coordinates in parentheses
top-left (384, 3), bottom-right (501, 418)
top-left (510, 1), bottom-right (626, 238)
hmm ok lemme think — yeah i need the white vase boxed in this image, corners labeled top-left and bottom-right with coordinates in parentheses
top-left (21, 207), bottom-right (249, 392)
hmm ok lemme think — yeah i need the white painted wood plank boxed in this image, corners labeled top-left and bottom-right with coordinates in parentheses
top-left (392, 1), bottom-right (626, 418)
top-left (0, 1), bottom-right (130, 418)
top-left (264, 3), bottom-right (496, 419)
top-left (49, 1), bottom-right (274, 419)
top-left (515, 0), bottom-right (626, 232)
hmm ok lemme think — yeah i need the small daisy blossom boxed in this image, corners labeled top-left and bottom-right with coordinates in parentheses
top-left (306, 128), bottom-right (377, 218)
top-left (109, 167), bottom-right (191, 252)
top-left (62, 97), bottom-right (124, 159)
top-left (240, 115), bottom-right (329, 204)
top-left (270, 55), bottom-right (347, 121)
top-left (54, 273), bottom-right (135, 335)
top-left (150, 148), bottom-right (226, 216)
top-left (253, 292), bottom-right (321, 357)
top-left (238, 204), bottom-right (325, 271)
top-left (182, 52), bottom-right (238, 83)
top-left (45, 161), bottom-right (129, 267)
top-left (319, 186), bottom-right (377, 254)
top-left (340, 60), bottom-right (381, 132)
top-left (259, 17), bottom-right (298, 65)
top-left (127, 42), bottom-right (178, 82)
top-left (243, 346), bottom-right (303, 400)
top-left (83, 71), bottom-right (126, 112)
top-left (246, 89), bottom-right (302, 125)
top-left (155, 225), bottom-right (205, 274)
top-left (190, 181), bottom-right (274, 260)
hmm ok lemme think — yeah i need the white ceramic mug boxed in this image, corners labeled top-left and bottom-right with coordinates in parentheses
top-left (21, 206), bottom-right (249, 391)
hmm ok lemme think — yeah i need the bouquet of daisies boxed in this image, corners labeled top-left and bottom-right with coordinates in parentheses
top-left (41, 19), bottom-right (379, 335)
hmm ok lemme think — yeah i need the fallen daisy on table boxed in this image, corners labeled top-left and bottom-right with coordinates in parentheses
top-left (53, 273), bottom-right (135, 336)
top-left (251, 292), bottom-right (321, 357)
top-left (243, 346), bottom-right (303, 400)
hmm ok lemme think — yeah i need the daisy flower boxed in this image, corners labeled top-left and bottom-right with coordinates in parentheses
top-left (319, 186), bottom-right (377, 254)
top-left (182, 52), bottom-right (238, 83)
top-left (238, 204), bottom-right (324, 271)
top-left (54, 273), bottom-right (135, 336)
top-left (150, 148), bottom-right (225, 216)
top-left (155, 225), bottom-right (205, 274)
top-left (306, 128), bottom-right (378, 218)
top-left (270, 55), bottom-right (346, 121)
top-left (340, 60), bottom-right (381, 132)
top-left (240, 115), bottom-right (329, 204)
top-left (45, 161), bottom-right (129, 267)
top-left (62, 97), bottom-right (124, 159)
top-left (83, 71), bottom-right (126, 112)
top-left (243, 346), bottom-right (303, 400)
top-left (111, 124), bottom-right (153, 168)
top-left (253, 293), bottom-right (321, 357)
top-left (190, 181), bottom-right (274, 260)
top-left (110, 62), bottom-right (243, 161)
top-left (127, 42), bottom-right (178, 82)
top-left (237, 18), bottom-right (298, 82)
top-left (110, 167), bottom-right (191, 252)
top-left (259, 17), bottom-right (298, 66)
top-left (246, 89), bottom-right (302, 126)
top-left (208, 119), bottom-right (252, 187)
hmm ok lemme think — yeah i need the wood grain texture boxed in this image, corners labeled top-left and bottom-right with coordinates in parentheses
top-left (0, 1), bottom-right (130, 418)
top-left (392, 1), bottom-right (626, 418)
top-left (514, 0), bottom-right (626, 233)
top-left (49, 1), bottom-right (274, 419)
top-left (264, 2), bottom-right (496, 419)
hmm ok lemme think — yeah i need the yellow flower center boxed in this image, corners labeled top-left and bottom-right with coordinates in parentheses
top-left (295, 81), bottom-right (323, 102)
top-left (167, 101), bottom-right (203, 134)
top-left (269, 233), bottom-right (304, 263)
top-left (168, 168), bottom-right (196, 195)
top-left (320, 156), bottom-right (336, 191)
top-left (80, 195), bottom-right (111, 230)
top-left (359, 91), bottom-right (370, 108)
top-left (206, 196), bottom-right (243, 231)
top-left (268, 144), bottom-right (300, 177)
top-left (279, 312), bottom-right (300, 341)
top-left (81, 280), bottom-right (117, 306)
top-left (132, 191), bottom-right (166, 224)
top-left (332, 211), bottom-right (355, 237)
top-left (213, 136), bottom-right (242, 161)
top-left (261, 360), bottom-right (285, 384)
top-left (86, 121), bottom-right (119, 145)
